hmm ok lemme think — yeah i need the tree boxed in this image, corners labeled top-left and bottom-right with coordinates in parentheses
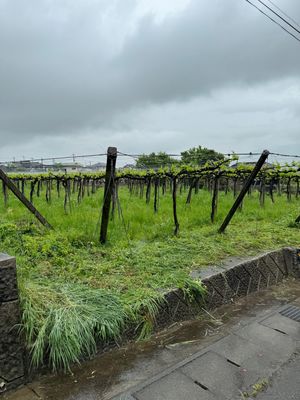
top-left (181, 146), bottom-right (224, 166)
top-left (136, 152), bottom-right (179, 169)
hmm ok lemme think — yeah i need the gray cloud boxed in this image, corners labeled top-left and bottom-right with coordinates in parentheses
top-left (0, 0), bottom-right (299, 158)
top-left (115, 1), bottom-right (300, 104)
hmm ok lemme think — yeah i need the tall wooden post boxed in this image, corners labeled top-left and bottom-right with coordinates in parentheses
top-left (172, 177), bottom-right (179, 235)
top-left (0, 169), bottom-right (52, 229)
top-left (100, 147), bottom-right (117, 244)
top-left (218, 150), bottom-right (270, 233)
top-left (211, 174), bottom-right (219, 223)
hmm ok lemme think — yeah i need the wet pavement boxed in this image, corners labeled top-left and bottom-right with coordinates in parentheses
top-left (256, 352), bottom-right (300, 399)
top-left (3, 278), bottom-right (300, 400)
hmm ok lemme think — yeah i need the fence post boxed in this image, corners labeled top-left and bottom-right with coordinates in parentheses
top-left (218, 150), bottom-right (270, 233)
top-left (172, 177), bottom-right (179, 235)
top-left (100, 147), bottom-right (117, 244)
top-left (211, 174), bottom-right (219, 223)
top-left (0, 169), bottom-right (52, 229)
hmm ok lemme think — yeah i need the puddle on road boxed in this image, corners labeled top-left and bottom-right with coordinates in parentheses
top-left (7, 279), bottom-right (300, 400)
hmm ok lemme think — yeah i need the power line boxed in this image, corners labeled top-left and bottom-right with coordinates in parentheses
top-left (119, 150), bottom-right (300, 159)
top-left (256, 0), bottom-right (300, 35)
top-left (1, 150), bottom-right (299, 168)
top-left (269, 152), bottom-right (300, 158)
top-left (118, 151), bottom-right (262, 158)
top-left (0, 153), bottom-right (107, 165)
top-left (266, 0), bottom-right (300, 29)
top-left (244, 0), bottom-right (300, 43)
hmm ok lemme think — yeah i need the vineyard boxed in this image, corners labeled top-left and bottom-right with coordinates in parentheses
top-left (0, 153), bottom-right (299, 371)
top-left (4, 155), bottom-right (300, 234)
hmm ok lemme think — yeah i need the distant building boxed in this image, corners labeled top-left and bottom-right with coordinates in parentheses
top-left (88, 162), bottom-right (106, 171)
top-left (0, 161), bottom-right (45, 173)
top-left (48, 162), bottom-right (84, 173)
top-left (1, 160), bottom-right (107, 174)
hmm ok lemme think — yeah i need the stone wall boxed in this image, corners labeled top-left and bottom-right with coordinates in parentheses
top-left (156, 247), bottom-right (300, 327)
top-left (0, 254), bottom-right (25, 394)
top-left (201, 247), bottom-right (300, 309)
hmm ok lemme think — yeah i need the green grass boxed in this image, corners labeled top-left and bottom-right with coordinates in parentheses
top-left (0, 185), bottom-right (299, 370)
top-left (20, 280), bottom-right (125, 371)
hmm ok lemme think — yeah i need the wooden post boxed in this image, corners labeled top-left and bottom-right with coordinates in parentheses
top-left (2, 181), bottom-right (8, 207)
top-left (172, 177), bottom-right (179, 235)
top-left (0, 169), bottom-right (52, 229)
top-left (100, 147), bottom-right (117, 244)
top-left (259, 177), bottom-right (265, 207)
top-left (146, 177), bottom-right (151, 204)
top-left (218, 150), bottom-right (270, 233)
top-left (154, 178), bottom-right (159, 212)
top-left (186, 178), bottom-right (195, 204)
top-left (211, 174), bottom-right (219, 223)
top-left (287, 177), bottom-right (292, 201)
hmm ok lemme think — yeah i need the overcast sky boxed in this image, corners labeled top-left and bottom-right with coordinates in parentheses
top-left (0, 0), bottom-right (299, 165)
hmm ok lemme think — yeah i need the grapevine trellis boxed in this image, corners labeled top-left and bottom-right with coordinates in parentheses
top-left (1, 149), bottom-right (299, 242)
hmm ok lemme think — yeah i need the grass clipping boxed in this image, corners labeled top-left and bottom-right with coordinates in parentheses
top-left (20, 280), bottom-right (126, 371)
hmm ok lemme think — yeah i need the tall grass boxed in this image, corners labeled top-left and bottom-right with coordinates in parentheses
top-left (0, 186), bottom-right (299, 370)
top-left (20, 280), bottom-right (126, 371)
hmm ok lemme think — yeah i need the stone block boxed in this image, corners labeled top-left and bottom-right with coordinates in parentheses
top-left (244, 260), bottom-right (270, 292)
top-left (134, 371), bottom-right (214, 400)
top-left (0, 301), bottom-right (22, 360)
top-left (0, 254), bottom-right (25, 393)
top-left (256, 257), bottom-right (277, 287)
top-left (210, 333), bottom-right (287, 383)
top-left (210, 334), bottom-right (260, 365)
top-left (0, 353), bottom-right (24, 382)
top-left (157, 289), bottom-right (199, 326)
top-left (232, 262), bottom-right (250, 282)
top-left (260, 313), bottom-right (300, 340)
top-left (0, 376), bottom-right (25, 395)
top-left (282, 247), bottom-right (295, 275)
top-left (235, 322), bottom-right (296, 363)
top-left (202, 280), bottom-right (224, 309)
top-left (180, 350), bottom-right (251, 399)
top-left (255, 259), bottom-right (273, 288)
top-left (282, 247), bottom-right (300, 278)
top-left (262, 251), bottom-right (286, 283)
top-left (208, 273), bottom-right (235, 302)
top-left (0, 254), bottom-right (18, 303)
top-left (223, 268), bottom-right (241, 297)
top-left (231, 264), bottom-right (251, 297)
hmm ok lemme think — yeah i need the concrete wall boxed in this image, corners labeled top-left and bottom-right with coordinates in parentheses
top-left (156, 247), bottom-right (300, 327)
top-left (201, 247), bottom-right (300, 309)
top-left (0, 254), bottom-right (25, 394)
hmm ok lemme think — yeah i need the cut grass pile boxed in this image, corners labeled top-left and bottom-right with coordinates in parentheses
top-left (0, 187), bottom-right (299, 370)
